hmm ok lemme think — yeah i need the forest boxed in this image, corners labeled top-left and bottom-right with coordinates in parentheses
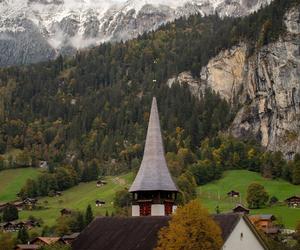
top-left (0, 0), bottom-right (300, 198)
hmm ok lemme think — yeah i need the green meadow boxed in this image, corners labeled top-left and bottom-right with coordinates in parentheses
top-left (0, 168), bottom-right (41, 202)
top-left (18, 173), bottom-right (134, 226)
top-left (1, 168), bottom-right (299, 229)
top-left (198, 170), bottom-right (300, 229)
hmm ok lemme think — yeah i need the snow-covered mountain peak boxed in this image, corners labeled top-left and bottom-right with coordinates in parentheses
top-left (0, 0), bottom-right (272, 67)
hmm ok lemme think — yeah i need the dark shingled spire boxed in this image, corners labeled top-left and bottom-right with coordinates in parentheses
top-left (129, 97), bottom-right (178, 192)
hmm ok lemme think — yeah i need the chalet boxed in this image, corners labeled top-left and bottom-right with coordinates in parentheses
top-left (95, 200), bottom-right (106, 207)
top-left (72, 213), bottom-right (268, 250)
top-left (55, 191), bottom-right (63, 197)
top-left (0, 220), bottom-right (40, 232)
top-left (129, 98), bottom-right (178, 216)
top-left (285, 196), bottom-right (300, 208)
top-left (39, 161), bottom-right (48, 169)
top-left (23, 198), bottom-right (38, 210)
top-left (0, 222), bottom-right (18, 232)
top-left (15, 244), bottom-right (39, 250)
top-left (25, 220), bottom-right (40, 229)
top-left (227, 190), bottom-right (240, 198)
top-left (60, 208), bottom-right (72, 216)
top-left (96, 180), bottom-right (107, 187)
top-left (0, 202), bottom-right (8, 212)
top-left (61, 232), bottom-right (80, 245)
top-left (233, 204), bottom-right (250, 214)
top-left (14, 201), bottom-right (25, 211)
top-left (249, 214), bottom-right (279, 235)
top-left (30, 237), bottom-right (62, 246)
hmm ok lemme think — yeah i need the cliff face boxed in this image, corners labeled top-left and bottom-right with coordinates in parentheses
top-left (169, 7), bottom-right (300, 158)
top-left (231, 7), bottom-right (300, 158)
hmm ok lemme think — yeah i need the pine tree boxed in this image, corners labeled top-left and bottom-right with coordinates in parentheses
top-left (3, 204), bottom-right (19, 222)
top-left (17, 227), bottom-right (29, 244)
top-left (77, 212), bottom-right (85, 231)
top-left (85, 205), bottom-right (94, 226)
top-left (292, 154), bottom-right (300, 185)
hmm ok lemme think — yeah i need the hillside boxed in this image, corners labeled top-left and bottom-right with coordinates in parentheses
top-left (8, 169), bottom-right (299, 229)
top-left (0, 0), bottom-right (299, 181)
top-left (199, 170), bottom-right (300, 229)
top-left (0, 168), bottom-right (41, 202)
top-left (18, 173), bottom-right (134, 227)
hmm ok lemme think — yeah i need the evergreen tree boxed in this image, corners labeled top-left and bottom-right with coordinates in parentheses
top-left (292, 154), bottom-right (300, 185)
top-left (76, 212), bottom-right (85, 232)
top-left (17, 227), bottom-right (29, 244)
top-left (85, 205), bottom-right (94, 226)
top-left (3, 204), bottom-right (18, 222)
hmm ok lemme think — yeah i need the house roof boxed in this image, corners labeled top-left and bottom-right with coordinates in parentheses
top-left (129, 98), bottom-right (178, 192)
top-left (250, 214), bottom-right (275, 221)
top-left (62, 232), bottom-right (80, 240)
top-left (285, 195), bottom-right (300, 201)
top-left (233, 204), bottom-right (250, 212)
top-left (72, 217), bottom-right (170, 250)
top-left (15, 244), bottom-right (39, 250)
top-left (227, 190), bottom-right (240, 194)
top-left (31, 237), bottom-right (60, 245)
top-left (212, 213), bottom-right (241, 241)
top-left (72, 214), bottom-right (268, 250)
top-left (95, 200), bottom-right (105, 204)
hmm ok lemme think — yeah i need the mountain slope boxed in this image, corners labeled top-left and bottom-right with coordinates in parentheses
top-left (0, 0), bottom-right (272, 66)
top-left (0, 0), bottom-right (298, 174)
top-left (172, 4), bottom-right (300, 158)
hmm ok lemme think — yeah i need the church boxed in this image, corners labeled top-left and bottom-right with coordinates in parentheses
top-left (72, 98), bottom-right (268, 250)
top-left (129, 97), bottom-right (178, 217)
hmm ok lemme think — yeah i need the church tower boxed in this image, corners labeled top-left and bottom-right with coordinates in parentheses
top-left (129, 97), bottom-right (178, 216)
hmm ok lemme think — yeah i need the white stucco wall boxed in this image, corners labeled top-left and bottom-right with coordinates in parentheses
top-left (151, 204), bottom-right (165, 216)
top-left (172, 205), bottom-right (177, 213)
top-left (132, 205), bottom-right (140, 217)
top-left (222, 218), bottom-right (265, 250)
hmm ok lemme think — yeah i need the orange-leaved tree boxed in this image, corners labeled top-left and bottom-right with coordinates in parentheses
top-left (156, 200), bottom-right (223, 250)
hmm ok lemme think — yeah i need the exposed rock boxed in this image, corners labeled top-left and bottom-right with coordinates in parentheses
top-left (200, 44), bottom-right (247, 103)
top-left (167, 7), bottom-right (300, 158)
top-left (231, 7), bottom-right (300, 158)
top-left (0, 0), bottom-right (272, 67)
top-left (167, 72), bottom-right (206, 100)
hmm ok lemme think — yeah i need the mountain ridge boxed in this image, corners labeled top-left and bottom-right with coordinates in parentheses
top-left (0, 0), bottom-right (272, 66)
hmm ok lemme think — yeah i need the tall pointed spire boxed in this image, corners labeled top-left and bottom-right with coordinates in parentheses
top-left (129, 97), bottom-right (178, 192)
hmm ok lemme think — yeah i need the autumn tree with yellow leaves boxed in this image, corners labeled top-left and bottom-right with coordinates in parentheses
top-left (156, 200), bottom-right (223, 250)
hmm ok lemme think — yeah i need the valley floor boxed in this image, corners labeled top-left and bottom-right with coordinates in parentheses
top-left (198, 170), bottom-right (300, 229)
top-left (0, 169), bottom-right (299, 229)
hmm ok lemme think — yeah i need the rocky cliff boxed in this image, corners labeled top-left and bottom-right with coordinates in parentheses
top-left (168, 7), bottom-right (300, 158)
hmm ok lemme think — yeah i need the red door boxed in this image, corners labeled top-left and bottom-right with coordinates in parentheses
top-left (140, 202), bottom-right (151, 216)
top-left (165, 202), bottom-right (173, 215)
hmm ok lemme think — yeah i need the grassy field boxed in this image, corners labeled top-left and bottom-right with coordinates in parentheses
top-left (19, 173), bottom-right (134, 226)
top-left (2, 168), bottom-right (299, 229)
top-left (0, 168), bottom-right (41, 202)
top-left (198, 170), bottom-right (300, 229)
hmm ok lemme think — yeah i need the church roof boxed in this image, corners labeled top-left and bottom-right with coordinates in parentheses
top-left (129, 98), bottom-right (178, 192)
top-left (72, 214), bottom-right (268, 250)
